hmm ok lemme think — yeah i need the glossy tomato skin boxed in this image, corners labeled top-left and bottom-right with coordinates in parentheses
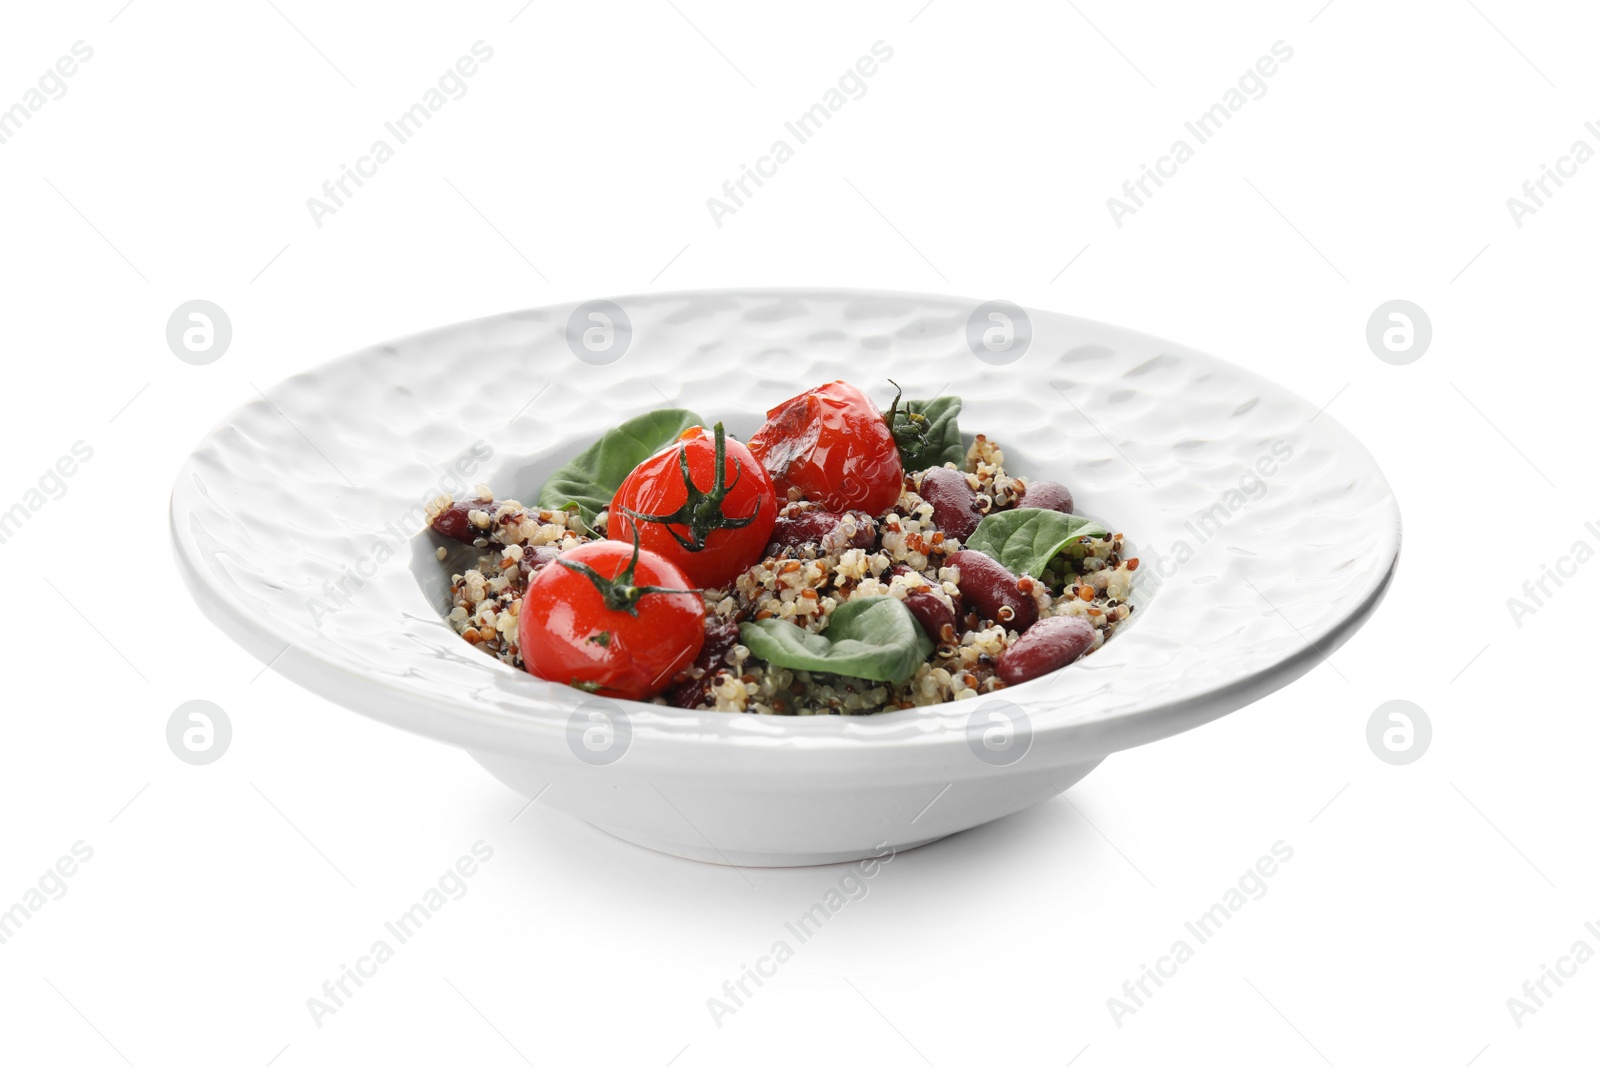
top-left (747, 381), bottom-right (904, 517)
top-left (519, 541), bottom-right (705, 701)
top-left (608, 427), bottom-right (777, 590)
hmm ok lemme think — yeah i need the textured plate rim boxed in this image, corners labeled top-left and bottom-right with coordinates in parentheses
top-left (171, 287), bottom-right (1402, 761)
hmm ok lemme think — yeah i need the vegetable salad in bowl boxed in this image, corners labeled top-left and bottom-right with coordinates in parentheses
top-left (425, 381), bottom-right (1137, 714)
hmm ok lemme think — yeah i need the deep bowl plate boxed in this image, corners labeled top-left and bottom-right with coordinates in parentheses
top-left (172, 289), bottom-right (1400, 866)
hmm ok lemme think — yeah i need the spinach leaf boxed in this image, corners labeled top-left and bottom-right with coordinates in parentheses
top-left (892, 395), bottom-right (965, 470)
top-left (738, 596), bottom-right (934, 684)
top-left (537, 408), bottom-right (704, 528)
top-left (966, 507), bottom-right (1110, 579)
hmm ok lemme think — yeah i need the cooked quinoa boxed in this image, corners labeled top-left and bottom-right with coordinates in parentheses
top-left (428, 435), bottom-right (1137, 715)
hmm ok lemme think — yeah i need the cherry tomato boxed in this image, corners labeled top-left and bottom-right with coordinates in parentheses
top-left (519, 536), bottom-right (706, 701)
top-left (747, 381), bottom-right (904, 516)
top-left (609, 422), bottom-right (777, 590)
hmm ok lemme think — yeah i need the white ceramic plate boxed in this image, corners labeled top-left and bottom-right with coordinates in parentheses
top-left (172, 289), bottom-right (1400, 866)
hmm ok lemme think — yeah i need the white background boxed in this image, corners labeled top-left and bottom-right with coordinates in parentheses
top-left (1, 1), bottom-right (1595, 1064)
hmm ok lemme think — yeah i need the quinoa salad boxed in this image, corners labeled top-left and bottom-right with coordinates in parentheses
top-left (425, 382), bottom-right (1137, 715)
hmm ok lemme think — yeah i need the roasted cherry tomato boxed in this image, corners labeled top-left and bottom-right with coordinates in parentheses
top-left (519, 534), bottom-right (706, 701)
top-left (609, 422), bottom-right (777, 590)
top-left (747, 380), bottom-right (904, 516)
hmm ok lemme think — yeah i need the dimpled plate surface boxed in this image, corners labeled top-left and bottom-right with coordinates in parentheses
top-left (172, 289), bottom-right (1399, 780)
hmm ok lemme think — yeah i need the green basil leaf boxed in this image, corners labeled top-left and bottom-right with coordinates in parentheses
top-left (739, 596), bottom-right (934, 685)
top-left (966, 507), bottom-right (1110, 578)
top-left (537, 408), bottom-right (704, 527)
top-left (893, 395), bottom-right (964, 470)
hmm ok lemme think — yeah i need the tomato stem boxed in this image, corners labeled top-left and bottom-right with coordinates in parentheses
top-left (623, 421), bottom-right (760, 552)
top-left (558, 525), bottom-right (701, 617)
top-left (883, 379), bottom-right (931, 464)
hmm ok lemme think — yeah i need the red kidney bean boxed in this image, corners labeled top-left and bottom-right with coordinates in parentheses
top-left (890, 564), bottom-right (958, 643)
top-left (665, 615), bottom-right (742, 709)
top-left (918, 467), bottom-right (984, 541)
top-left (997, 615), bottom-right (1097, 685)
top-left (431, 500), bottom-right (501, 543)
top-left (766, 509), bottom-right (877, 554)
top-left (845, 512), bottom-right (879, 549)
top-left (1016, 480), bottom-right (1074, 514)
top-left (950, 550), bottom-right (1038, 632)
